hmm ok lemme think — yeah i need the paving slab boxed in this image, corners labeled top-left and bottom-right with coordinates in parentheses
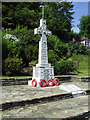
top-left (2, 95), bottom-right (89, 119)
top-left (1, 79), bottom-right (89, 105)
top-left (1, 79), bottom-right (90, 119)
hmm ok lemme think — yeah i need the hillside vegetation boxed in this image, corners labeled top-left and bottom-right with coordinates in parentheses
top-left (71, 54), bottom-right (89, 76)
top-left (55, 54), bottom-right (89, 77)
top-left (2, 2), bottom-right (89, 77)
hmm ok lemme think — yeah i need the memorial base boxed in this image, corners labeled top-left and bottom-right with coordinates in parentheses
top-left (28, 64), bottom-right (54, 87)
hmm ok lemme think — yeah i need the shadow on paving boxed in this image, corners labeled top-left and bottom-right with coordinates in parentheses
top-left (1, 93), bottom-right (72, 111)
top-left (1, 111), bottom-right (90, 120)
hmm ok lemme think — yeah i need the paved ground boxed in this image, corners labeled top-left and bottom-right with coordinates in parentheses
top-left (1, 79), bottom-right (88, 104)
top-left (2, 95), bottom-right (89, 119)
top-left (1, 79), bottom-right (89, 119)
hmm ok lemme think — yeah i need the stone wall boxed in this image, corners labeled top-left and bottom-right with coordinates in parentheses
top-left (1, 78), bottom-right (32, 86)
top-left (0, 76), bottom-right (90, 86)
top-left (71, 76), bottom-right (90, 82)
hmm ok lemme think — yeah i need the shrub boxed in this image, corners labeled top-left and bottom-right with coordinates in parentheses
top-left (2, 27), bottom-right (39, 67)
top-left (54, 40), bottom-right (68, 58)
top-left (48, 50), bottom-right (59, 66)
top-left (54, 60), bottom-right (75, 75)
top-left (29, 60), bottom-right (37, 73)
top-left (2, 38), bottom-right (9, 60)
top-left (78, 44), bottom-right (89, 54)
top-left (4, 56), bottom-right (24, 76)
top-left (11, 27), bottom-right (39, 66)
top-left (48, 35), bottom-right (60, 50)
top-left (68, 42), bottom-right (88, 55)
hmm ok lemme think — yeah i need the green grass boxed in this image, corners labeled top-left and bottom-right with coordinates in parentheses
top-left (55, 74), bottom-right (88, 77)
top-left (71, 54), bottom-right (89, 77)
top-left (1, 74), bottom-right (89, 79)
top-left (0, 76), bottom-right (32, 79)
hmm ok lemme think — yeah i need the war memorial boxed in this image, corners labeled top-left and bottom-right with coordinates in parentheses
top-left (28, 5), bottom-right (59, 87)
top-left (1, 4), bottom-right (90, 120)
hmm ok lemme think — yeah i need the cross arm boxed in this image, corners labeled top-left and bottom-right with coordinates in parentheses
top-left (34, 27), bottom-right (42, 35)
top-left (34, 28), bottom-right (38, 35)
top-left (46, 30), bottom-right (52, 36)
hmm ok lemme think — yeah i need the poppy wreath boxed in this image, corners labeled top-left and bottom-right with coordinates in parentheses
top-left (32, 79), bottom-right (37, 87)
top-left (53, 78), bottom-right (59, 86)
top-left (40, 79), bottom-right (47, 87)
top-left (47, 79), bottom-right (53, 86)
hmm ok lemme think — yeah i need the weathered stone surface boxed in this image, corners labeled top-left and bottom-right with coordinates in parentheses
top-left (1, 79), bottom-right (89, 105)
top-left (1, 79), bottom-right (89, 119)
top-left (2, 95), bottom-right (89, 119)
top-left (1, 78), bottom-right (31, 86)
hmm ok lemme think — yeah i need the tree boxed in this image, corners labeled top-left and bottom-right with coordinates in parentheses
top-left (44, 2), bottom-right (74, 42)
top-left (78, 16), bottom-right (90, 39)
top-left (2, 2), bottom-right (40, 29)
top-left (2, 1), bottom-right (75, 75)
top-left (12, 26), bottom-right (39, 66)
top-left (2, 2), bottom-right (74, 42)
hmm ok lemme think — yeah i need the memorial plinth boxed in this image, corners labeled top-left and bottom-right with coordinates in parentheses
top-left (28, 18), bottom-right (54, 87)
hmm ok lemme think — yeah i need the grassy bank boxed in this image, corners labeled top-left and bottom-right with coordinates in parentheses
top-left (55, 54), bottom-right (89, 77)
top-left (1, 54), bottom-right (89, 79)
top-left (71, 54), bottom-right (89, 77)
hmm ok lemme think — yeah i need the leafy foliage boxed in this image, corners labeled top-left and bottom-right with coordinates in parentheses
top-left (55, 60), bottom-right (75, 75)
top-left (2, 2), bottom-right (74, 42)
top-left (4, 56), bottom-right (23, 76)
top-left (68, 42), bottom-right (88, 55)
top-left (48, 50), bottom-right (59, 65)
top-left (2, 27), bottom-right (39, 66)
top-left (2, 38), bottom-right (9, 60)
top-left (54, 40), bottom-right (68, 58)
top-left (2, 2), bottom-right (88, 76)
top-left (47, 35), bottom-right (59, 50)
top-left (44, 2), bottom-right (74, 41)
top-left (29, 61), bottom-right (37, 74)
top-left (2, 2), bottom-right (40, 29)
top-left (78, 16), bottom-right (90, 39)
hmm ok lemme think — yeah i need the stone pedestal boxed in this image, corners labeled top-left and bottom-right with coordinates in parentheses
top-left (28, 18), bottom-right (54, 87)
top-left (32, 65), bottom-right (54, 87)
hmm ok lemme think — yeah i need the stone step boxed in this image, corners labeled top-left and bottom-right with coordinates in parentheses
top-left (1, 92), bottom-right (73, 111)
top-left (2, 95), bottom-right (89, 119)
top-left (1, 89), bottom-right (89, 111)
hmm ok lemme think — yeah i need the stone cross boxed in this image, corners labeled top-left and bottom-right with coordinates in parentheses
top-left (34, 19), bottom-right (51, 65)
top-left (28, 4), bottom-right (54, 87)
